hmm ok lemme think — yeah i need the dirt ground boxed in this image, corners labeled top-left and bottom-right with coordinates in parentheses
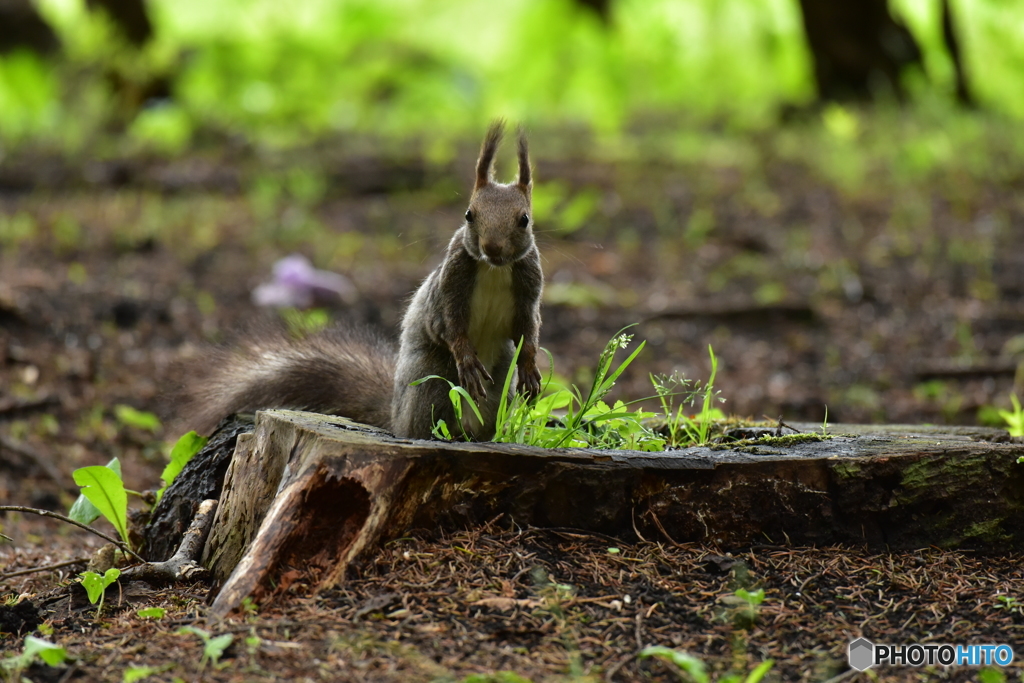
top-left (2, 127), bottom-right (1024, 680)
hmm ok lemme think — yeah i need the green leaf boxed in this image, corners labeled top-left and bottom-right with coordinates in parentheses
top-left (115, 404), bottom-right (162, 433)
top-left (80, 568), bottom-right (120, 605)
top-left (4, 636), bottom-right (68, 670)
top-left (124, 665), bottom-right (159, 683)
top-left (978, 669), bottom-right (1006, 683)
top-left (534, 389), bottom-right (572, 414)
top-left (136, 607), bottom-right (166, 620)
top-left (26, 636), bottom-right (67, 666)
top-left (638, 646), bottom-right (709, 683)
top-left (204, 634), bottom-right (234, 664)
top-left (998, 394), bottom-right (1024, 437)
top-left (68, 457), bottom-right (122, 525)
top-left (157, 431), bottom-right (208, 504)
top-left (80, 571), bottom-right (105, 604)
top-left (448, 385), bottom-right (484, 429)
top-left (72, 466), bottom-right (129, 547)
top-left (734, 588), bottom-right (765, 606)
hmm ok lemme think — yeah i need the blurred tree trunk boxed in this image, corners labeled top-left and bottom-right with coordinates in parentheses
top-left (86, 0), bottom-right (153, 47)
top-left (940, 0), bottom-right (972, 105)
top-left (797, 0), bottom-right (971, 104)
top-left (0, 0), bottom-right (60, 54)
top-left (574, 0), bottom-right (611, 24)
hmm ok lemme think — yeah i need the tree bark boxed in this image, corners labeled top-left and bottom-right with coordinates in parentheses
top-left (176, 410), bottom-right (1024, 618)
top-left (795, 0), bottom-right (971, 104)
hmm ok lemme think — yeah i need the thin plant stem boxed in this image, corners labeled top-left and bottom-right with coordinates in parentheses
top-left (0, 505), bottom-right (144, 562)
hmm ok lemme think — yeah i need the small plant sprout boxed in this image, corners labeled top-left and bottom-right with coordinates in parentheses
top-left (719, 587), bottom-right (766, 630)
top-left (994, 595), bottom-right (1021, 613)
top-left (999, 394), bottom-right (1023, 438)
top-left (80, 568), bottom-right (121, 617)
top-left (178, 626), bottom-right (235, 671)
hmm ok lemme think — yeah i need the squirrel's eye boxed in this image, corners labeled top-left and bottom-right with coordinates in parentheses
top-left (518, 214), bottom-right (530, 228)
top-left (465, 209), bottom-right (474, 223)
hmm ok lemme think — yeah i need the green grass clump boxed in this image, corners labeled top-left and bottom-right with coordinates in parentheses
top-left (651, 345), bottom-right (724, 447)
top-left (423, 328), bottom-right (736, 452)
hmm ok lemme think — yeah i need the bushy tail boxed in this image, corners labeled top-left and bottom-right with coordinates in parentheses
top-left (183, 323), bottom-right (397, 435)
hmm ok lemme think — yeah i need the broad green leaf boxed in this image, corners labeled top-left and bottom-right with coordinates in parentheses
top-left (157, 431), bottom-right (208, 504)
top-left (72, 466), bottom-right (129, 546)
top-left (25, 636), bottom-right (67, 666)
top-left (68, 457), bottom-right (121, 525)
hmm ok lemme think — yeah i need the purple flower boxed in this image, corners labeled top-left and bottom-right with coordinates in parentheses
top-left (252, 254), bottom-right (357, 308)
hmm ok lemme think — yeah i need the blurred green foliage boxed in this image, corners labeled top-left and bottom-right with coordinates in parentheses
top-left (1, 0), bottom-right (1021, 152)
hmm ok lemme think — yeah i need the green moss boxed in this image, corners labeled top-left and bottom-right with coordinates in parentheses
top-left (830, 462), bottom-right (862, 479)
top-left (960, 519), bottom-right (1010, 545)
top-left (755, 432), bottom-right (830, 447)
top-left (710, 431), bottom-right (831, 452)
top-left (899, 454), bottom-right (987, 490)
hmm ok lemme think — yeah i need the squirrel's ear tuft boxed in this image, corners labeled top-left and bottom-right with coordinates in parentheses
top-left (475, 120), bottom-right (505, 190)
top-left (516, 125), bottom-right (531, 191)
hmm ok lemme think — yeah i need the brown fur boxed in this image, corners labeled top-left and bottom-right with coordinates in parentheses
top-left (184, 323), bottom-right (396, 435)
top-left (187, 121), bottom-right (543, 441)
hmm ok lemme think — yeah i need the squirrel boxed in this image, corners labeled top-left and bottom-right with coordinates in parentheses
top-left (187, 121), bottom-right (543, 441)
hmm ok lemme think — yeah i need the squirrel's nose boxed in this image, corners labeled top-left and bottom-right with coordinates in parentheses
top-left (481, 242), bottom-right (504, 262)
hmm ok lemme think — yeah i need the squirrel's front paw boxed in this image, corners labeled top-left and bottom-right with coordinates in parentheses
top-left (517, 361), bottom-right (542, 398)
top-left (458, 356), bottom-right (493, 404)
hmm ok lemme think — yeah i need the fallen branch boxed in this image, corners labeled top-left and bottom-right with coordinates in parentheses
top-left (0, 557), bottom-right (89, 580)
top-left (0, 505), bottom-right (144, 562)
top-left (121, 500), bottom-right (217, 584)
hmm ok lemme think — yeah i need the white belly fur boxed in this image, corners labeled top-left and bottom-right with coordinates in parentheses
top-left (467, 261), bottom-right (515, 372)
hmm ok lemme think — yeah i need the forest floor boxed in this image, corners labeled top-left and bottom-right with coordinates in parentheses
top-left (2, 119), bottom-right (1024, 681)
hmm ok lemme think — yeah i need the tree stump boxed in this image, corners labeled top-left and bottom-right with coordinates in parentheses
top-left (162, 410), bottom-right (1023, 618)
